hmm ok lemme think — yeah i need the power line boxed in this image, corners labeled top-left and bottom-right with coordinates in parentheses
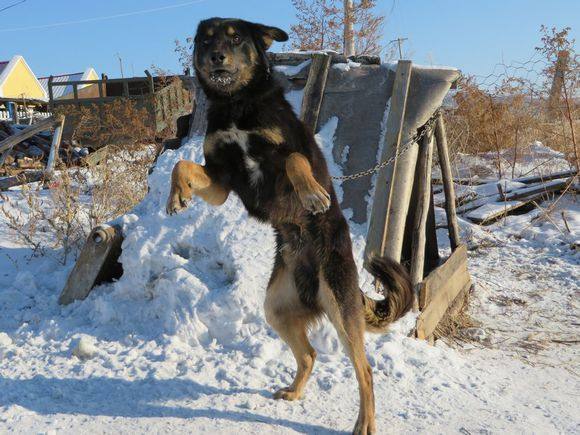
top-left (0, 0), bottom-right (207, 32)
top-left (0, 0), bottom-right (26, 14)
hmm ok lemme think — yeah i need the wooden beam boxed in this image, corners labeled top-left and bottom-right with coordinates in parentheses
top-left (59, 225), bottom-right (124, 305)
top-left (410, 132), bottom-right (434, 309)
top-left (0, 116), bottom-right (58, 154)
top-left (434, 112), bottom-right (461, 250)
top-left (300, 53), bottom-right (332, 133)
top-left (365, 60), bottom-right (413, 266)
top-left (513, 169), bottom-right (577, 185)
top-left (45, 116), bottom-right (65, 178)
top-left (500, 177), bottom-right (572, 201)
top-left (416, 245), bottom-right (470, 339)
top-left (0, 171), bottom-right (43, 190)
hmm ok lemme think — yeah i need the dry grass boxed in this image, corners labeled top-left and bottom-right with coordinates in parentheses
top-left (0, 142), bottom-right (155, 264)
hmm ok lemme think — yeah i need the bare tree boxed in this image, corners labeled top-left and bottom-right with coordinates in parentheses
top-left (290, 0), bottom-right (342, 52)
top-left (291, 0), bottom-right (385, 56)
top-left (353, 0), bottom-right (385, 56)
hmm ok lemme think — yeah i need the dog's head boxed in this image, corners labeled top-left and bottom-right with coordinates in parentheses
top-left (193, 18), bottom-right (288, 96)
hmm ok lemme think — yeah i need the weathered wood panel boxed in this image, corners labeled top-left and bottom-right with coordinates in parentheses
top-left (364, 60), bottom-right (412, 266)
top-left (416, 245), bottom-right (470, 339)
top-left (300, 53), bottom-right (332, 133)
top-left (59, 225), bottom-right (123, 305)
top-left (435, 113), bottom-right (461, 250)
top-left (410, 132), bottom-right (434, 308)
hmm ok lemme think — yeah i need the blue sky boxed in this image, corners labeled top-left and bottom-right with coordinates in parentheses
top-left (1, 0), bottom-right (577, 79)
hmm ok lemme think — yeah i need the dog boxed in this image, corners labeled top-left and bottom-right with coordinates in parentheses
top-left (166, 17), bottom-right (414, 435)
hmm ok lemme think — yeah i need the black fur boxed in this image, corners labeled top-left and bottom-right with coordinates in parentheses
top-left (194, 17), bottom-right (412, 327)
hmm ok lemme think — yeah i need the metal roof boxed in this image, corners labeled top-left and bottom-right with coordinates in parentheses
top-left (38, 68), bottom-right (97, 100)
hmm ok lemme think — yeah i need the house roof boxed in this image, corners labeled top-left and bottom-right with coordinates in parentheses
top-left (38, 67), bottom-right (98, 99)
top-left (0, 55), bottom-right (48, 100)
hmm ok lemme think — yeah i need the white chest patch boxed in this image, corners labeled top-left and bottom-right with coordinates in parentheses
top-left (210, 126), bottom-right (262, 185)
top-left (244, 155), bottom-right (262, 186)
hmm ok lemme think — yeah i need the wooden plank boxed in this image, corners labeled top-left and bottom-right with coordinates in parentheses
top-left (0, 116), bottom-right (57, 154)
top-left (0, 171), bottom-right (44, 190)
top-left (500, 177), bottom-right (572, 201)
top-left (513, 169), bottom-right (577, 185)
top-left (416, 245), bottom-right (470, 339)
top-left (434, 113), bottom-right (461, 250)
top-left (418, 245), bottom-right (468, 309)
top-left (364, 60), bottom-right (413, 266)
top-left (59, 225), bottom-right (124, 305)
top-left (467, 178), bottom-right (574, 224)
top-left (45, 115), bottom-right (65, 177)
top-left (300, 53), bottom-right (332, 133)
top-left (410, 132), bottom-right (434, 308)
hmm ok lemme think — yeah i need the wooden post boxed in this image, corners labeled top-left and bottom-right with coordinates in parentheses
top-left (343, 0), bottom-right (355, 58)
top-left (300, 52), bottom-right (332, 133)
top-left (410, 131), bottom-right (434, 309)
top-left (123, 81), bottom-right (130, 98)
top-left (48, 76), bottom-right (54, 110)
top-left (45, 115), bottom-right (65, 178)
top-left (11, 102), bottom-right (19, 124)
top-left (365, 60), bottom-right (413, 266)
top-left (145, 70), bottom-right (155, 94)
top-left (434, 112), bottom-right (461, 250)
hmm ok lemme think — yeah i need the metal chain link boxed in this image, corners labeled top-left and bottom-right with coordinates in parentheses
top-left (331, 109), bottom-right (440, 181)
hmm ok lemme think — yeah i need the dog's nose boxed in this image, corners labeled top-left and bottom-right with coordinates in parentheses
top-left (211, 52), bottom-right (226, 65)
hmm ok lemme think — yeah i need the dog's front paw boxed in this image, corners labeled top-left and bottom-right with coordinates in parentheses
top-left (298, 181), bottom-right (331, 215)
top-left (166, 191), bottom-right (189, 215)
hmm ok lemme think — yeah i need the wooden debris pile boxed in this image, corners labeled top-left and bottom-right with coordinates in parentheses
top-left (0, 120), bottom-right (89, 177)
top-left (434, 169), bottom-right (578, 225)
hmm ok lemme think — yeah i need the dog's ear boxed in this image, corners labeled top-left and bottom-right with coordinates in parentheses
top-left (250, 23), bottom-right (289, 50)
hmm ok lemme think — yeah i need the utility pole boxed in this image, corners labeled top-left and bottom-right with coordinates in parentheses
top-left (116, 53), bottom-right (124, 78)
top-left (389, 37), bottom-right (408, 60)
top-left (343, 0), bottom-right (355, 57)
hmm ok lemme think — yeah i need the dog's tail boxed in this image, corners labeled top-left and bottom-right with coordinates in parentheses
top-left (362, 256), bottom-right (414, 333)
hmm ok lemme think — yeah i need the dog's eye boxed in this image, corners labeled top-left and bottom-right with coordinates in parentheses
top-left (232, 34), bottom-right (241, 44)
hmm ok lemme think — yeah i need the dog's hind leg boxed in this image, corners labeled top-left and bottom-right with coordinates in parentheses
top-left (264, 261), bottom-right (317, 401)
top-left (318, 275), bottom-right (376, 435)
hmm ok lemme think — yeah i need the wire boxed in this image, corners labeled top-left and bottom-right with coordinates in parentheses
top-left (0, 0), bottom-right (207, 32)
top-left (0, 0), bottom-right (26, 14)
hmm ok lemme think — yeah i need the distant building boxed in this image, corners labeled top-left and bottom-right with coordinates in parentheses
top-left (38, 68), bottom-right (100, 100)
top-left (0, 55), bottom-right (47, 101)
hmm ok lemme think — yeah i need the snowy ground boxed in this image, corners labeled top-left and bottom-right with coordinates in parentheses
top-left (0, 126), bottom-right (579, 434)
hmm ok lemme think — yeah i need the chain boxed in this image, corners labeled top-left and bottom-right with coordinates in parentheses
top-left (331, 110), bottom-right (440, 181)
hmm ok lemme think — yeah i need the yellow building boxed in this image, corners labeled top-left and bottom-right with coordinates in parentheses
top-left (0, 55), bottom-right (47, 101)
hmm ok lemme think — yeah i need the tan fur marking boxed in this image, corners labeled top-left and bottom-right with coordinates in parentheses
top-left (226, 25), bottom-right (236, 36)
top-left (166, 160), bottom-right (229, 214)
top-left (263, 35), bottom-right (274, 49)
top-left (317, 274), bottom-right (376, 434)
top-left (286, 153), bottom-right (331, 214)
top-left (207, 28), bottom-right (214, 36)
top-left (265, 262), bottom-right (318, 400)
top-left (255, 127), bottom-right (284, 145)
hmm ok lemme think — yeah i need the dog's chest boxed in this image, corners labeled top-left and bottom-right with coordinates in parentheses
top-left (206, 126), bottom-right (263, 186)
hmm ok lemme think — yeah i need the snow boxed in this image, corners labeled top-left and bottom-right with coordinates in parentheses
top-left (274, 60), bottom-right (311, 76)
top-left (1, 123), bottom-right (579, 432)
